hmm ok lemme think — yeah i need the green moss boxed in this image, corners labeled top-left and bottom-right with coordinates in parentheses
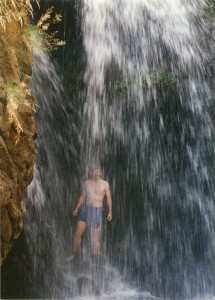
top-left (114, 81), bottom-right (128, 97)
top-left (150, 70), bottom-right (176, 89)
top-left (113, 69), bottom-right (176, 100)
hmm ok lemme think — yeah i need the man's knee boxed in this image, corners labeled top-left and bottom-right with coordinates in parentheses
top-left (75, 229), bottom-right (84, 239)
top-left (75, 223), bottom-right (87, 238)
top-left (94, 227), bottom-right (101, 236)
top-left (74, 232), bottom-right (81, 240)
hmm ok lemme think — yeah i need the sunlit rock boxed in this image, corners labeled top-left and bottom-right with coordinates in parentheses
top-left (0, 8), bottom-right (37, 264)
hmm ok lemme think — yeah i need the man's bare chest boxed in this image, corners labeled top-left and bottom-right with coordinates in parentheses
top-left (86, 181), bottom-right (105, 196)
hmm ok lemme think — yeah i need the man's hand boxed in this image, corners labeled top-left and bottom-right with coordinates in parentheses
top-left (107, 211), bottom-right (112, 221)
top-left (73, 209), bottom-right (78, 216)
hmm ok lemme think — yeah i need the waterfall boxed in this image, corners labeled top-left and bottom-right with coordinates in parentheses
top-left (24, 0), bottom-right (215, 299)
top-left (25, 50), bottom-right (74, 298)
top-left (81, 0), bottom-right (215, 297)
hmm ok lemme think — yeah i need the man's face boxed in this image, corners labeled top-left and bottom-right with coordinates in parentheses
top-left (91, 169), bottom-right (102, 179)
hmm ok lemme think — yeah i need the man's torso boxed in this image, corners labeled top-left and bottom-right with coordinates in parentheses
top-left (84, 179), bottom-right (107, 208)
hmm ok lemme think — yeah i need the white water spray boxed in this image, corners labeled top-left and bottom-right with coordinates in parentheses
top-left (82, 0), bottom-right (210, 145)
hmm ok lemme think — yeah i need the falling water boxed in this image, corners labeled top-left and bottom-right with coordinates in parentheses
top-left (23, 0), bottom-right (215, 299)
top-left (81, 0), bottom-right (215, 297)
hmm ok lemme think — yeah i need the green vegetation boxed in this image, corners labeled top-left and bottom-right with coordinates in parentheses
top-left (150, 70), bottom-right (176, 89)
top-left (114, 69), bottom-right (176, 99)
top-left (114, 80), bottom-right (128, 97)
top-left (207, 0), bottom-right (215, 13)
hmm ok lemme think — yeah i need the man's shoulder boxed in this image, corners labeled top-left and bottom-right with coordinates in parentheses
top-left (83, 180), bottom-right (92, 187)
top-left (84, 179), bottom-right (91, 184)
top-left (101, 179), bottom-right (109, 187)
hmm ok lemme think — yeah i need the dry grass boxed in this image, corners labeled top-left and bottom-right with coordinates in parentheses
top-left (6, 82), bottom-right (31, 138)
top-left (24, 6), bottom-right (65, 52)
top-left (0, 0), bottom-right (39, 30)
top-left (1, 0), bottom-right (65, 51)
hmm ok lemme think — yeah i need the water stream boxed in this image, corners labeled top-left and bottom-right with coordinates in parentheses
top-left (24, 0), bottom-right (215, 299)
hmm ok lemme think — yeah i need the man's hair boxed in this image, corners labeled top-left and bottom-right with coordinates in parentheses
top-left (88, 162), bottom-right (102, 172)
top-left (90, 166), bottom-right (102, 171)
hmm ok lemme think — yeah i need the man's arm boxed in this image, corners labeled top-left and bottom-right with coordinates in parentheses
top-left (106, 182), bottom-right (112, 221)
top-left (73, 182), bottom-right (86, 216)
top-left (73, 194), bottom-right (84, 216)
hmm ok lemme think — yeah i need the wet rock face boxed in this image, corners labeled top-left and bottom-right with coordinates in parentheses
top-left (0, 14), bottom-right (37, 264)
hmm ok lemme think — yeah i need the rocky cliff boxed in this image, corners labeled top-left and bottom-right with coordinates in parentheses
top-left (0, 12), bottom-right (37, 264)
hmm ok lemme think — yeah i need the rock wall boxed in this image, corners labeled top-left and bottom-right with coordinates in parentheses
top-left (0, 13), bottom-right (37, 264)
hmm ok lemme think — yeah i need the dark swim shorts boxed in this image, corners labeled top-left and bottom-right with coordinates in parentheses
top-left (78, 205), bottom-right (102, 228)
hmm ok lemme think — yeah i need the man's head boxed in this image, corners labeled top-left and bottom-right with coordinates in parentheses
top-left (90, 167), bottom-right (102, 180)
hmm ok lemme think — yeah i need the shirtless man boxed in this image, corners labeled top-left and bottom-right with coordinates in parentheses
top-left (66, 168), bottom-right (112, 261)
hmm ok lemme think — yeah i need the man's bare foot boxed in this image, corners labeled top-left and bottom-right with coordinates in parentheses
top-left (65, 253), bottom-right (76, 262)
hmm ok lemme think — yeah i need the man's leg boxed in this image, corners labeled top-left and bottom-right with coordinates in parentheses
top-left (73, 220), bottom-right (87, 252)
top-left (90, 207), bottom-right (102, 254)
top-left (92, 227), bottom-right (101, 254)
top-left (66, 220), bottom-right (87, 261)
